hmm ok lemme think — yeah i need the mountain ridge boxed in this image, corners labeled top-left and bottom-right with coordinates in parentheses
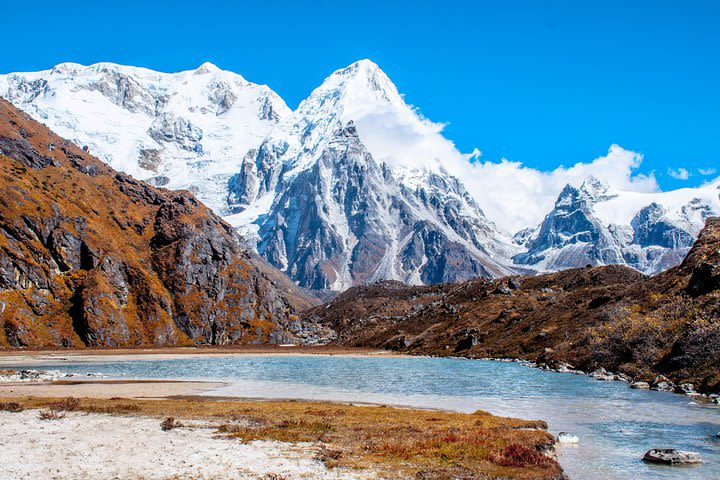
top-left (515, 175), bottom-right (720, 274)
top-left (3, 60), bottom-right (719, 289)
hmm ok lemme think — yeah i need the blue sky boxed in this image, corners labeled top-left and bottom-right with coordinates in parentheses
top-left (2, 0), bottom-right (718, 190)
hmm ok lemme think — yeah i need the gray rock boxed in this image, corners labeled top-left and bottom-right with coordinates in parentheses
top-left (493, 285), bottom-right (512, 295)
top-left (233, 120), bottom-right (517, 290)
top-left (642, 449), bottom-right (702, 465)
top-left (592, 367), bottom-right (616, 381)
top-left (676, 383), bottom-right (697, 395)
top-left (630, 381), bottom-right (650, 390)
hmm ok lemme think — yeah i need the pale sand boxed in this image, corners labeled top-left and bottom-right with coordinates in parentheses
top-left (0, 352), bottom-right (383, 479)
top-left (0, 409), bottom-right (373, 480)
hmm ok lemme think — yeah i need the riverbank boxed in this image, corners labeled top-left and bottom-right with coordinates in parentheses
top-left (2, 353), bottom-right (716, 479)
top-left (0, 391), bottom-right (563, 480)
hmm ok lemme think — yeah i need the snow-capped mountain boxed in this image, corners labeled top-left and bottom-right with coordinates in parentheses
top-left (225, 60), bottom-right (518, 290)
top-left (4, 59), bottom-right (718, 287)
top-left (0, 60), bottom-right (519, 291)
top-left (513, 176), bottom-right (720, 274)
top-left (0, 62), bottom-right (290, 213)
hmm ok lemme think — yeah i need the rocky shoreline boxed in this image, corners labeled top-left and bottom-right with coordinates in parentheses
top-left (470, 356), bottom-right (720, 404)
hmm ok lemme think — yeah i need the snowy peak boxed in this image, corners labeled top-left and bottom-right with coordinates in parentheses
top-left (0, 62), bottom-right (291, 214)
top-left (579, 175), bottom-right (615, 202)
top-left (224, 59), bottom-right (519, 289)
top-left (555, 176), bottom-right (614, 209)
top-left (290, 59), bottom-right (406, 141)
top-left (194, 61), bottom-right (222, 75)
top-left (514, 175), bottom-right (720, 274)
top-left (317, 59), bottom-right (403, 107)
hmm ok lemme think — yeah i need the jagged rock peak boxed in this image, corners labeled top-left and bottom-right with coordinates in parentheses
top-left (514, 174), bottom-right (720, 274)
top-left (580, 175), bottom-right (615, 201)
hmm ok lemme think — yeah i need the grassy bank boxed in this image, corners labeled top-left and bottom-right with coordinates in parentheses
top-left (0, 396), bottom-right (562, 480)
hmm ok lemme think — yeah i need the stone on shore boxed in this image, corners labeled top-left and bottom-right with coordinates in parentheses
top-left (651, 375), bottom-right (676, 392)
top-left (591, 368), bottom-right (616, 381)
top-left (630, 381), bottom-right (650, 389)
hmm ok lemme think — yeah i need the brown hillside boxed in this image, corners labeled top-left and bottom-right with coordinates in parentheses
top-left (305, 218), bottom-right (720, 391)
top-left (0, 98), bottom-right (316, 349)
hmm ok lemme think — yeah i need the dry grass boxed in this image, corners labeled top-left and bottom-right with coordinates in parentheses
top-left (0, 396), bottom-right (561, 480)
top-left (37, 409), bottom-right (65, 420)
top-left (161, 417), bottom-right (178, 431)
top-left (0, 401), bottom-right (23, 412)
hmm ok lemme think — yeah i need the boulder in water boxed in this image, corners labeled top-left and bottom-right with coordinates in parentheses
top-left (630, 381), bottom-right (650, 389)
top-left (676, 383), bottom-right (697, 395)
top-left (556, 432), bottom-right (579, 444)
top-left (642, 449), bottom-right (702, 465)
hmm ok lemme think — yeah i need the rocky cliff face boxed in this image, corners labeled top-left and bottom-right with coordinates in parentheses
top-left (306, 216), bottom-right (720, 391)
top-left (244, 122), bottom-right (514, 290)
top-left (514, 176), bottom-right (720, 274)
top-left (0, 99), bottom-right (315, 349)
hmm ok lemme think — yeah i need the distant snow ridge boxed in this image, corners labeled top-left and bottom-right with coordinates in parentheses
top-left (0, 61), bottom-right (290, 213)
top-left (513, 176), bottom-right (720, 274)
top-left (2, 60), bottom-right (719, 288)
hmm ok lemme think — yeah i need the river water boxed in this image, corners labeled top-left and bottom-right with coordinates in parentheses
top-left (15, 355), bottom-right (720, 479)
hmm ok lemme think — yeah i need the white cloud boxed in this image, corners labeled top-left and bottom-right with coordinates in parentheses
top-left (699, 167), bottom-right (717, 176)
top-left (357, 104), bottom-right (660, 232)
top-left (349, 83), bottom-right (660, 234)
top-left (668, 167), bottom-right (690, 180)
top-left (459, 146), bottom-right (659, 233)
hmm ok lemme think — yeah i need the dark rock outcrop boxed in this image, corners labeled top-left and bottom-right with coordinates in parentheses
top-left (0, 98), bottom-right (316, 349)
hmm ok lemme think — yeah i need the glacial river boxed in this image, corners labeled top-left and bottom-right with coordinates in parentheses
top-left (14, 355), bottom-right (720, 479)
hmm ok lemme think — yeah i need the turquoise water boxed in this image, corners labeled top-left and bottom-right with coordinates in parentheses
top-left (18, 355), bottom-right (720, 479)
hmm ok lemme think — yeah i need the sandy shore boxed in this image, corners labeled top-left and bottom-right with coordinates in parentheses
top-left (0, 409), bottom-right (372, 480)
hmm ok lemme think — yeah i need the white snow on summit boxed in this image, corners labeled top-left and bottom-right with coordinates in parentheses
top-left (0, 62), bottom-right (290, 213)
